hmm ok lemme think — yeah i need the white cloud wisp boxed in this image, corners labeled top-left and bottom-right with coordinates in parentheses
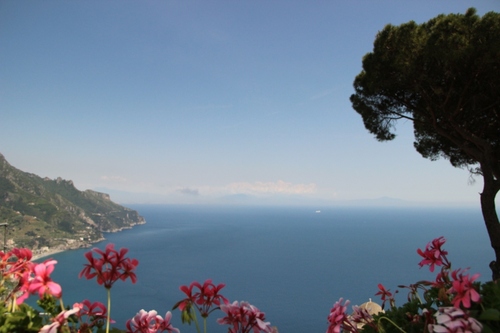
top-left (225, 180), bottom-right (317, 195)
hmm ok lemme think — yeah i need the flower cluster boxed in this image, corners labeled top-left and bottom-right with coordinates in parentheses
top-left (374, 284), bottom-right (395, 309)
top-left (428, 307), bottom-right (482, 333)
top-left (75, 299), bottom-right (109, 331)
top-left (417, 236), bottom-right (450, 272)
top-left (175, 279), bottom-right (229, 319)
top-left (79, 243), bottom-right (139, 289)
top-left (126, 309), bottom-right (179, 333)
top-left (172, 279), bottom-right (274, 333)
top-left (349, 305), bottom-right (377, 331)
top-left (30, 259), bottom-right (62, 300)
top-left (4, 236), bottom-right (497, 333)
top-left (217, 301), bottom-right (275, 333)
top-left (0, 244), bottom-right (142, 333)
top-left (448, 269), bottom-right (481, 309)
top-left (326, 298), bottom-right (352, 333)
top-left (324, 236), bottom-right (495, 333)
top-left (79, 243), bottom-right (140, 333)
top-left (37, 299), bottom-right (112, 333)
top-left (39, 303), bottom-right (82, 333)
top-left (0, 248), bottom-right (61, 310)
top-left (2, 243), bottom-right (276, 333)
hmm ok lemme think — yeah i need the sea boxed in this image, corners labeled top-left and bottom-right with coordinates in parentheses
top-left (35, 204), bottom-right (492, 333)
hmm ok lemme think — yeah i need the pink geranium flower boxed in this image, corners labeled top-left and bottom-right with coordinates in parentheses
top-left (175, 279), bottom-right (228, 318)
top-left (15, 271), bottom-right (32, 305)
top-left (432, 270), bottom-right (450, 289)
top-left (448, 269), bottom-right (481, 309)
top-left (0, 247), bottom-right (32, 270)
top-left (126, 309), bottom-right (179, 333)
top-left (39, 304), bottom-right (81, 333)
top-left (349, 305), bottom-right (375, 331)
top-left (428, 307), bottom-right (482, 333)
top-left (217, 300), bottom-right (274, 333)
top-left (75, 299), bottom-right (110, 329)
top-left (417, 236), bottom-right (449, 272)
top-left (79, 243), bottom-right (139, 289)
top-left (375, 284), bottom-right (395, 309)
top-left (28, 259), bottom-right (62, 299)
top-left (10, 247), bottom-right (33, 261)
top-left (0, 248), bottom-right (34, 305)
top-left (78, 299), bottom-right (108, 318)
top-left (1, 247), bottom-right (33, 276)
top-left (79, 244), bottom-right (138, 333)
top-left (326, 298), bottom-right (353, 333)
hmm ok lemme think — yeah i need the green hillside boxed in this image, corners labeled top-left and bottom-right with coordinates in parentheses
top-left (0, 153), bottom-right (145, 256)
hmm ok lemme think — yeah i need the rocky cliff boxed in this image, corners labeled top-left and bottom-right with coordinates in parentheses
top-left (0, 153), bottom-right (145, 255)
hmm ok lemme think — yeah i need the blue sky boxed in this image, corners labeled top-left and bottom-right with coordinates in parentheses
top-left (1, 1), bottom-right (499, 206)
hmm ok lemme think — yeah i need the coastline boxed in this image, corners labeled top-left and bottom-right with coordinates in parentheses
top-left (32, 248), bottom-right (69, 262)
top-left (27, 222), bottom-right (145, 262)
top-left (31, 237), bottom-right (106, 262)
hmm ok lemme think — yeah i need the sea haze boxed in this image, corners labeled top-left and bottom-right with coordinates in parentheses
top-left (43, 205), bottom-right (491, 333)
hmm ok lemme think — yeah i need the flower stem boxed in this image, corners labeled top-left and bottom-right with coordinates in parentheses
top-left (59, 297), bottom-right (65, 312)
top-left (106, 287), bottom-right (111, 333)
top-left (378, 316), bottom-right (407, 333)
top-left (192, 308), bottom-right (201, 333)
top-left (414, 292), bottom-right (423, 304)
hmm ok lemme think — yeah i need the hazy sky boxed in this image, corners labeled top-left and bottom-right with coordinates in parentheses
top-left (1, 1), bottom-right (499, 206)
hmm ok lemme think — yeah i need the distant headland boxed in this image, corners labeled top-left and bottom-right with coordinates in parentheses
top-left (0, 153), bottom-right (145, 258)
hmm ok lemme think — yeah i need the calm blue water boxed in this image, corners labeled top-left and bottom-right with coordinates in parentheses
top-left (37, 205), bottom-right (492, 332)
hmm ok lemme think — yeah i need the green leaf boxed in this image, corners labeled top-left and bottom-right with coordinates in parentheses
top-left (480, 308), bottom-right (500, 321)
top-left (480, 324), bottom-right (496, 333)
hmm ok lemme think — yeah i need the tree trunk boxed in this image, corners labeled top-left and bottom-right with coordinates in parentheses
top-left (480, 161), bottom-right (500, 281)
